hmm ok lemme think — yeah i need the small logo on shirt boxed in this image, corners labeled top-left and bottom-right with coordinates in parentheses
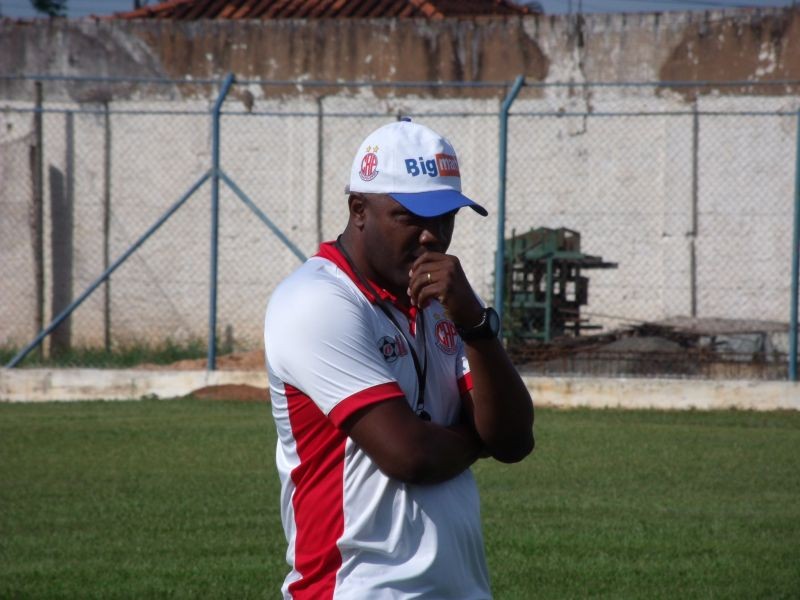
top-left (378, 334), bottom-right (408, 362)
top-left (434, 319), bottom-right (458, 355)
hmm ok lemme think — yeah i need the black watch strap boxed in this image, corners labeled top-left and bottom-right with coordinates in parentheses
top-left (456, 307), bottom-right (500, 341)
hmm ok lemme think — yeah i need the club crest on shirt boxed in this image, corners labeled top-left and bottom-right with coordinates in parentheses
top-left (378, 334), bottom-right (408, 362)
top-left (434, 318), bottom-right (458, 355)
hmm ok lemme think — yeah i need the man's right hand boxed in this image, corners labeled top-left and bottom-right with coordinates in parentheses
top-left (407, 252), bottom-right (483, 329)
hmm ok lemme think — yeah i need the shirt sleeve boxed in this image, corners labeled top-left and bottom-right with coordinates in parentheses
top-left (455, 290), bottom-right (483, 395)
top-left (456, 340), bottom-right (473, 395)
top-left (265, 270), bottom-right (405, 425)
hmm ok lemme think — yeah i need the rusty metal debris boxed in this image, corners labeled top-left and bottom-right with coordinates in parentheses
top-left (508, 317), bottom-right (789, 380)
top-left (502, 227), bottom-right (617, 343)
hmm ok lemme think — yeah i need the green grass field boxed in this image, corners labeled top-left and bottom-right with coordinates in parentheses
top-left (1, 399), bottom-right (798, 599)
top-left (0, 340), bottom-right (210, 369)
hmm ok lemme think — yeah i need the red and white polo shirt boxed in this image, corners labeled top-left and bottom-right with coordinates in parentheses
top-left (264, 242), bottom-right (491, 599)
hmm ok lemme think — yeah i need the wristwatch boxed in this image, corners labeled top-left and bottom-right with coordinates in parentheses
top-left (457, 307), bottom-right (500, 341)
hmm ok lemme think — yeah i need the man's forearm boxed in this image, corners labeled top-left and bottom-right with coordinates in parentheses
top-left (465, 338), bottom-right (534, 463)
top-left (344, 398), bottom-right (486, 485)
top-left (409, 421), bottom-right (485, 484)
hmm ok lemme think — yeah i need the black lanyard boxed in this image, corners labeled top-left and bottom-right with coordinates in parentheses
top-left (335, 237), bottom-right (431, 421)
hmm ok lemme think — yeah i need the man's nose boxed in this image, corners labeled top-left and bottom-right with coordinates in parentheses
top-left (419, 218), bottom-right (447, 248)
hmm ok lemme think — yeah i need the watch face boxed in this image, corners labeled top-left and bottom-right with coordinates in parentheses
top-left (487, 307), bottom-right (500, 337)
top-left (458, 307), bottom-right (501, 341)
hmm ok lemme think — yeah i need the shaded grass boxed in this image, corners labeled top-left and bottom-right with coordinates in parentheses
top-left (1, 401), bottom-right (798, 598)
top-left (0, 339), bottom-right (209, 369)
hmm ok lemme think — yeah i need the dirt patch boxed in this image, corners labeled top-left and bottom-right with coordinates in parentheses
top-left (139, 350), bottom-right (270, 402)
top-left (188, 383), bottom-right (270, 403)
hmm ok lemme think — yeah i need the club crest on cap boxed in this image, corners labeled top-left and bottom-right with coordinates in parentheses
top-left (359, 145), bottom-right (379, 182)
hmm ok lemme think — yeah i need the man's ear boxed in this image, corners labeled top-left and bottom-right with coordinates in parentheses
top-left (348, 194), bottom-right (367, 229)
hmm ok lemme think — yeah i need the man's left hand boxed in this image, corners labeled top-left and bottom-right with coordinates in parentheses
top-left (408, 252), bottom-right (482, 328)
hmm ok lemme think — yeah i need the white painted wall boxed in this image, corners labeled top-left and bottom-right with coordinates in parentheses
top-left (1, 90), bottom-right (797, 350)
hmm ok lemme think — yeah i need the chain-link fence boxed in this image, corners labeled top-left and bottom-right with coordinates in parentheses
top-left (504, 86), bottom-right (798, 378)
top-left (1, 75), bottom-right (798, 378)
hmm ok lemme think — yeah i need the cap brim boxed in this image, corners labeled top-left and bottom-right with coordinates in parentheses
top-left (389, 190), bottom-right (488, 217)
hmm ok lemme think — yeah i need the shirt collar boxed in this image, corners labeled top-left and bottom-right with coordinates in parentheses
top-left (316, 241), bottom-right (418, 323)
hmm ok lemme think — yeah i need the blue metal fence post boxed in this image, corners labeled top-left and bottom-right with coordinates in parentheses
top-left (208, 73), bottom-right (236, 372)
top-left (494, 75), bottom-right (525, 334)
top-left (790, 109), bottom-right (800, 381)
top-left (219, 171), bottom-right (308, 263)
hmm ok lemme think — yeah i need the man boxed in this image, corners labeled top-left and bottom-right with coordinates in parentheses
top-left (264, 119), bottom-right (534, 599)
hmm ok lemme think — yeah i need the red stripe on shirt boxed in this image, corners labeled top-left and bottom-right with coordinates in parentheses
top-left (328, 381), bottom-right (406, 427)
top-left (285, 384), bottom-right (346, 599)
top-left (458, 372), bottom-right (473, 395)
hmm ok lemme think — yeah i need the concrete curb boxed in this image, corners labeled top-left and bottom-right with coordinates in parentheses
top-left (1, 368), bottom-right (798, 410)
top-left (525, 376), bottom-right (800, 411)
top-left (0, 368), bottom-right (267, 402)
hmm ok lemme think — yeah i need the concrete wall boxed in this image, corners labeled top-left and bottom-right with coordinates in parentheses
top-left (1, 367), bottom-right (798, 411)
top-left (2, 9), bottom-right (799, 98)
top-left (1, 9), bottom-right (798, 350)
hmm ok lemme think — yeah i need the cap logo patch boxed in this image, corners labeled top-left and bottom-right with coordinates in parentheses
top-left (359, 145), bottom-right (379, 182)
top-left (404, 153), bottom-right (460, 178)
top-left (436, 153), bottom-right (460, 177)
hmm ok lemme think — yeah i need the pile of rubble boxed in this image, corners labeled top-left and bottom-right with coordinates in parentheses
top-left (509, 317), bottom-right (789, 380)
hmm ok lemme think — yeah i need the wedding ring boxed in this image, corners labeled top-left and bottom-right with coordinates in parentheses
top-left (427, 272), bottom-right (432, 282)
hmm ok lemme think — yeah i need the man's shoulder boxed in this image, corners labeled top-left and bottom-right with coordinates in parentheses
top-left (269, 256), bottom-right (365, 316)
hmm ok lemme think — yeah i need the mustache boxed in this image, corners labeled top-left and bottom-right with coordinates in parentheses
top-left (408, 249), bottom-right (442, 263)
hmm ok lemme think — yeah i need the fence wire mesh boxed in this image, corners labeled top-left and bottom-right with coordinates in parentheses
top-left (0, 75), bottom-right (797, 378)
top-left (502, 87), bottom-right (796, 378)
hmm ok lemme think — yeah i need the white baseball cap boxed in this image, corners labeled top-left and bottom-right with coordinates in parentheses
top-left (347, 119), bottom-right (488, 217)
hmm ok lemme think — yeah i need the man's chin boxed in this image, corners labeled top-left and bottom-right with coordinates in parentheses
top-left (387, 275), bottom-right (410, 299)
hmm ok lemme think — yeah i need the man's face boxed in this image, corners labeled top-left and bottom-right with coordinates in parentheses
top-left (357, 194), bottom-right (456, 297)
